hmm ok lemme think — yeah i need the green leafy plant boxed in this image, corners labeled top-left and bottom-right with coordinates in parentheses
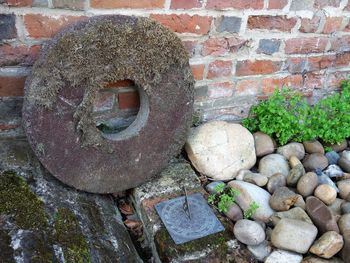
top-left (244, 201), bottom-right (259, 219)
top-left (208, 183), bottom-right (240, 213)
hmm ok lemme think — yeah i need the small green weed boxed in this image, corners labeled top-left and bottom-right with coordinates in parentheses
top-left (208, 183), bottom-right (240, 213)
top-left (244, 201), bottom-right (259, 219)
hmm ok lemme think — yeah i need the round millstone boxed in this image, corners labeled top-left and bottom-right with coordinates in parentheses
top-left (22, 15), bottom-right (194, 193)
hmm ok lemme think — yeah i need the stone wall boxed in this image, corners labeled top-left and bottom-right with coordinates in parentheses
top-left (1, 0), bottom-right (350, 135)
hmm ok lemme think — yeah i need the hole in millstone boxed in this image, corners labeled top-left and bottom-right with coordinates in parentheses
top-left (93, 80), bottom-right (141, 136)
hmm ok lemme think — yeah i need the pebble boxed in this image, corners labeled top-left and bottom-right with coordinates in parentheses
top-left (338, 151), bottom-right (350, 173)
top-left (303, 140), bottom-right (325, 154)
top-left (303, 153), bottom-right (329, 172)
top-left (253, 132), bottom-right (275, 157)
top-left (265, 249), bottom-right (302, 263)
top-left (289, 155), bottom-right (302, 168)
top-left (242, 172), bottom-right (268, 187)
top-left (247, 240), bottom-right (271, 261)
top-left (314, 184), bottom-right (337, 205)
top-left (269, 186), bottom-right (300, 211)
top-left (287, 163), bottom-right (305, 186)
top-left (328, 198), bottom-right (345, 218)
top-left (325, 151), bottom-right (340, 165)
top-left (338, 214), bottom-right (350, 234)
top-left (337, 179), bottom-right (350, 201)
top-left (224, 203), bottom-right (243, 222)
top-left (267, 173), bottom-right (287, 194)
top-left (309, 231), bottom-right (344, 259)
top-left (325, 139), bottom-right (348, 152)
top-left (205, 181), bottom-right (225, 194)
top-left (271, 218), bottom-right (318, 254)
top-left (306, 196), bottom-right (340, 234)
top-left (259, 154), bottom-right (290, 178)
top-left (302, 256), bottom-right (345, 262)
top-left (233, 219), bottom-right (265, 246)
top-left (277, 142), bottom-right (305, 160)
top-left (297, 172), bottom-right (318, 197)
top-left (270, 207), bottom-right (313, 226)
top-left (324, 165), bottom-right (344, 178)
top-left (294, 194), bottom-right (306, 210)
top-left (341, 202), bottom-right (350, 214)
top-left (341, 232), bottom-right (350, 263)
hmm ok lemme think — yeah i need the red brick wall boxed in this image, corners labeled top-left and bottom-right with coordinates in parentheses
top-left (1, 0), bottom-right (350, 130)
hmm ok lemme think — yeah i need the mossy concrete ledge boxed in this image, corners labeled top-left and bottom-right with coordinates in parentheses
top-left (131, 160), bottom-right (256, 263)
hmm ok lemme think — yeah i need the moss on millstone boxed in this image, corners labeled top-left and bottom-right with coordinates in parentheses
top-left (54, 208), bottom-right (90, 263)
top-left (0, 171), bottom-right (48, 230)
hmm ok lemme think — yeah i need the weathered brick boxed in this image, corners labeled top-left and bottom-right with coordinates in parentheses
top-left (91, 0), bottom-right (164, 8)
top-left (330, 36), bottom-right (350, 52)
top-left (52, 0), bottom-right (84, 10)
top-left (208, 82), bottom-right (234, 99)
top-left (215, 16), bottom-right (241, 33)
top-left (314, 0), bottom-right (340, 8)
top-left (194, 85), bottom-right (208, 101)
top-left (326, 71), bottom-right (350, 89)
top-left (285, 37), bottom-right (328, 54)
top-left (268, 0), bottom-right (288, 9)
top-left (105, 80), bottom-right (134, 88)
top-left (248, 15), bottom-right (297, 32)
top-left (93, 92), bottom-right (115, 112)
top-left (207, 60), bottom-right (232, 79)
top-left (335, 52), bottom-right (350, 67)
top-left (150, 14), bottom-right (212, 34)
top-left (308, 55), bottom-right (335, 71)
top-left (118, 91), bottom-right (140, 109)
top-left (322, 17), bottom-right (343, 34)
top-left (262, 75), bottom-right (303, 94)
top-left (206, 0), bottom-right (263, 9)
top-left (0, 76), bottom-right (26, 97)
top-left (191, 64), bottom-right (205, 80)
top-left (235, 79), bottom-right (261, 96)
top-left (290, 0), bottom-right (314, 11)
top-left (32, 0), bottom-right (47, 6)
top-left (201, 37), bottom-right (247, 56)
top-left (23, 14), bottom-right (86, 38)
top-left (285, 55), bottom-right (335, 73)
top-left (170, 0), bottom-right (201, 9)
top-left (182, 40), bottom-right (197, 57)
top-left (257, 39), bottom-right (281, 55)
top-left (300, 16), bottom-right (321, 33)
top-left (236, 60), bottom-right (281, 76)
top-left (0, 44), bottom-right (40, 67)
top-left (304, 72), bottom-right (324, 89)
top-left (0, 14), bottom-right (17, 41)
top-left (284, 57), bottom-right (308, 74)
top-left (3, 0), bottom-right (32, 6)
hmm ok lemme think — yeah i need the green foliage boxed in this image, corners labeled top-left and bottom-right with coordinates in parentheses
top-left (243, 80), bottom-right (350, 145)
top-left (208, 183), bottom-right (240, 213)
top-left (244, 201), bottom-right (259, 219)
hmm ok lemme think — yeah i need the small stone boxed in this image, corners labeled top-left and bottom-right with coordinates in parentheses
top-left (337, 179), bottom-right (350, 200)
top-left (328, 198), bottom-right (345, 219)
top-left (265, 249), bottom-right (302, 263)
top-left (324, 165), bottom-right (344, 178)
top-left (277, 142), bottom-right (305, 160)
top-left (309, 231), bottom-right (344, 259)
top-left (267, 173), bottom-right (287, 194)
top-left (314, 184), bottom-right (337, 205)
top-left (325, 140), bottom-right (348, 153)
top-left (341, 232), bottom-right (350, 262)
top-left (269, 187), bottom-right (300, 211)
top-left (338, 214), bottom-right (350, 234)
top-left (253, 131), bottom-right (275, 157)
top-left (242, 172), bottom-right (268, 187)
top-left (287, 164), bottom-right (305, 186)
top-left (270, 207), bottom-right (313, 226)
top-left (302, 256), bottom-right (344, 263)
top-left (271, 218), bottom-right (318, 254)
top-left (225, 203), bottom-right (243, 222)
top-left (205, 181), bottom-right (225, 194)
top-left (233, 219), bottom-right (265, 246)
top-left (303, 140), bottom-right (325, 154)
top-left (259, 154), bottom-right (290, 178)
top-left (289, 155), bottom-right (302, 168)
top-left (303, 153), bottom-right (329, 172)
top-left (247, 240), bottom-right (271, 261)
top-left (318, 172), bottom-right (339, 193)
top-left (297, 172), bottom-right (318, 197)
top-left (294, 195), bottom-right (306, 210)
top-left (341, 202), bottom-right (350, 214)
top-left (305, 196), bottom-right (340, 234)
top-left (325, 151), bottom-right (340, 165)
top-left (338, 151), bottom-right (350, 173)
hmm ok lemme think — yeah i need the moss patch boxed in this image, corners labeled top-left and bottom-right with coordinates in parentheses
top-left (0, 171), bottom-right (48, 230)
top-left (54, 208), bottom-right (90, 263)
top-left (0, 228), bottom-right (15, 262)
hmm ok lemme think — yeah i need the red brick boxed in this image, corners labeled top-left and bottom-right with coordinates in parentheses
top-left (322, 17), bottom-right (343, 34)
top-left (191, 64), bottom-right (205, 80)
top-left (208, 82), bottom-right (234, 99)
top-left (52, 0), bottom-right (85, 10)
top-left (182, 40), bottom-right (197, 57)
top-left (91, 0), bottom-right (164, 8)
top-left (201, 37), bottom-right (247, 56)
top-left (262, 75), bottom-right (303, 94)
top-left (150, 14), bottom-right (212, 34)
top-left (206, 0), bottom-right (263, 9)
top-left (207, 60), bottom-right (232, 79)
top-left (23, 14), bottom-right (86, 38)
top-left (235, 79), bottom-right (261, 96)
top-left (330, 35), bottom-right (350, 52)
top-left (284, 57), bottom-right (307, 74)
top-left (105, 80), bottom-right (135, 88)
top-left (118, 91), bottom-right (140, 109)
top-left (0, 76), bottom-right (26, 97)
top-left (268, 0), bottom-right (288, 9)
top-left (0, 124), bottom-right (19, 131)
top-left (236, 60), bottom-right (281, 76)
top-left (304, 72), bottom-right (324, 89)
top-left (4, 0), bottom-right (32, 7)
top-left (335, 52), bottom-right (350, 67)
top-left (327, 72), bottom-right (350, 89)
top-left (170, 0), bottom-right (201, 9)
top-left (0, 44), bottom-right (40, 67)
top-left (285, 37), bottom-right (328, 54)
top-left (314, 0), bottom-right (340, 8)
top-left (300, 16), bottom-right (321, 33)
top-left (308, 55), bottom-right (335, 71)
top-left (248, 15), bottom-right (297, 32)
